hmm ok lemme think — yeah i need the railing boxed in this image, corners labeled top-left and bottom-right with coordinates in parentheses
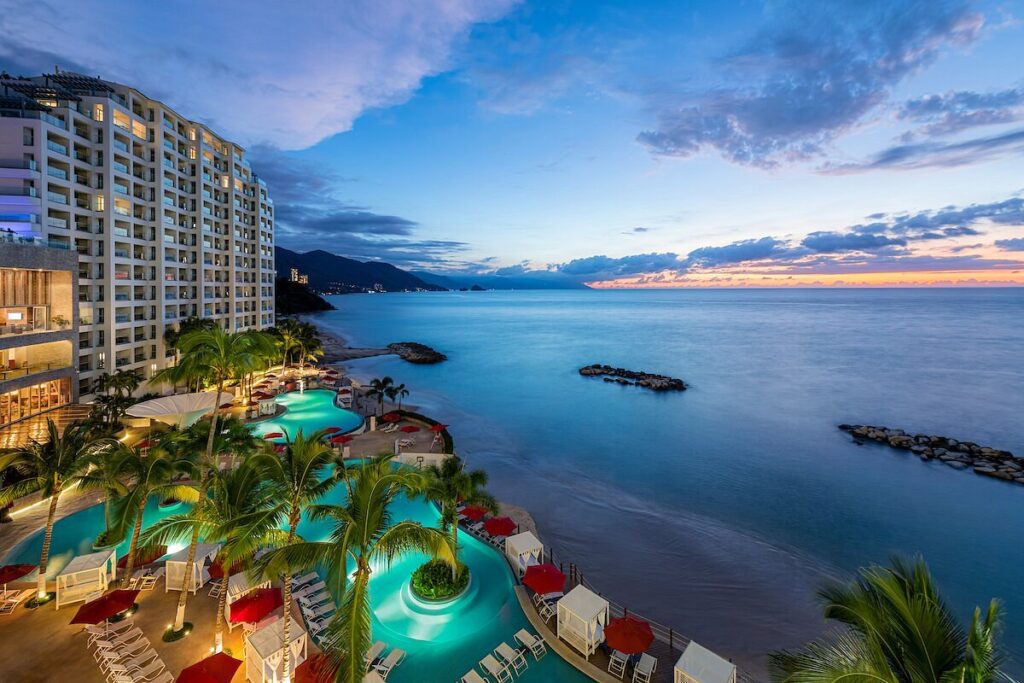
top-left (0, 232), bottom-right (70, 249)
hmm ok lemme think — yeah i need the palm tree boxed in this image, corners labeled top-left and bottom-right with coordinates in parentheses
top-left (140, 461), bottom-right (276, 651)
top-left (152, 326), bottom-right (272, 633)
top-left (394, 384), bottom-right (409, 411)
top-left (424, 456), bottom-right (496, 562)
top-left (0, 420), bottom-right (114, 600)
top-left (256, 453), bottom-right (456, 683)
top-left (81, 442), bottom-right (195, 587)
top-left (769, 556), bottom-right (1004, 683)
top-left (242, 430), bottom-right (336, 682)
top-left (365, 376), bottom-right (394, 417)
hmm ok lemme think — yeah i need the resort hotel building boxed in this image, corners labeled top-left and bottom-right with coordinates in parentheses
top-left (0, 71), bottom-right (275, 419)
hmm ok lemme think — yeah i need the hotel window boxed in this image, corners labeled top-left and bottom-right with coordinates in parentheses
top-left (189, 146), bottom-right (197, 160)
top-left (23, 127), bottom-right (34, 146)
top-left (95, 195), bottom-right (105, 211)
top-left (93, 103), bottom-right (105, 121)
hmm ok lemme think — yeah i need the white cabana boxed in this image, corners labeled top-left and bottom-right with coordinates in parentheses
top-left (257, 396), bottom-right (277, 416)
top-left (244, 618), bottom-right (308, 683)
top-left (165, 543), bottom-right (220, 594)
top-left (556, 585), bottom-right (609, 658)
top-left (125, 391), bottom-right (233, 428)
top-left (56, 549), bottom-right (116, 609)
top-left (505, 531), bottom-right (543, 577)
top-left (675, 641), bottom-right (737, 683)
top-left (226, 572), bottom-right (271, 631)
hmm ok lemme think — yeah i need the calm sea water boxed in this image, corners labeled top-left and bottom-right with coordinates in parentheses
top-left (312, 288), bottom-right (1024, 675)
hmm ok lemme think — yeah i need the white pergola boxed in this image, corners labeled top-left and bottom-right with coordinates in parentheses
top-left (675, 641), bottom-right (737, 683)
top-left (556, 585), bottom-right (609, 658)
top-left (125, 391), bottom-right (233, 428)
top-left (504, 531), bottom-right (544, 577)
top-left (164, 543), bottom-right (220, 594)
top-left (226, 572), bottom-right (271, 632)
top-left (244, 617), bottom-right (308, 683)
top-left (56, 549), bottom-right (116, 609)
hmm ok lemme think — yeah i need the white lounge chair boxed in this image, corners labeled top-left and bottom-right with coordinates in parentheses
top-left (207, 578), bottom-right (224, 599)
top-left (306, 603), bottom-right (335, 619)
top-left (608, 649), bottom-right (628, 679)
top-left (138, 567), bottom-right (164, 591)
top-left (0, 589), bottom-right (31, 615)
top-left (365, 640), bottom-right (387, 664)
top-left (292, 572), bottom-right (319, 587)
top-left (632, 653), bottom-right (657, 683)
top-left (299, 591), bottom-right (331, 607)
top-left (293, 580), bottom-right (326, 599)
top-left (374, 647), bottom-right (406, 680)
top-left (495, 642), bottom-right (528, 675)
top-left (108, 658), bottom-right (165, 682)
top-left (514, 629), bottom-right (546, 660)
top-left (537, 600), bottom-right (555, 623)
top-left (479, 654), bottom-right (512, 683)
top-left (460, 671), bottom-right (487, 683)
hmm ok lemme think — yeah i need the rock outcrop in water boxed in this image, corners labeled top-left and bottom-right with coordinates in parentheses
top-left (579, 364), bottom-right (687, 391)
top-left (387, 342), bottom-right (447, 364)
top-left (839, 424), bottom-right (1024, 485)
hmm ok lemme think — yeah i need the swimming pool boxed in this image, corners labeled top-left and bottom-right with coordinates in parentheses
top-left (248, 389), bottom-right (363, 442)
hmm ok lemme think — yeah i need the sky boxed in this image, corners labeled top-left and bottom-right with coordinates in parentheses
top-left (2, 0), bottom-right (1024, 287)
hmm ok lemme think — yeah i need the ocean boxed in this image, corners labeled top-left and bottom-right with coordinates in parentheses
top-left (309, 288), bottom-right (1024, 675)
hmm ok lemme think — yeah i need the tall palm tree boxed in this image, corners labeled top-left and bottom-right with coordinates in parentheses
top-left (151, 326), bottom-right (271, 633)
top-left (241, 431), bottom-right (336, 683)
top-left (140, 461), bottom-right (276, 651)
top-left (365, 377), bottom-right (394, 417)
top-left (424, 456), bottom-right (496, 560)
top-left (256, 453), bottom-right (455, 683)
top-left (769, 556), bottom-right (1004, 683)
top-left (394, 384), bottom-right (409, 411)
top-left (0, 420), bottom-right (114, 599)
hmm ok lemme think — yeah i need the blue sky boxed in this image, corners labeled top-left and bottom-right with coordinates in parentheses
top-left (3, 0), bottom-right (1024, 286)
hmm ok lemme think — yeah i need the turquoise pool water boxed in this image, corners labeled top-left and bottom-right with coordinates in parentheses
top-left (249, 389), bottom-right (363, 442)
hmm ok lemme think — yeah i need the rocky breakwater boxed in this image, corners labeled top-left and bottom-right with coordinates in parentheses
top-left (387, 342), bottom-right (447, 364)
top-left (579, 364), bottom-right (687, 391)
top-left (839, 424), bottom-right (1024, 485)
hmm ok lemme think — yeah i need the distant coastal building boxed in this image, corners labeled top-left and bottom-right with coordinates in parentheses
top-left (289, 267), bottom-right (308, 285)
top-left (0, 239), bottom-right (78, 427)
top-left (0, 71), bottom-right (276, 401)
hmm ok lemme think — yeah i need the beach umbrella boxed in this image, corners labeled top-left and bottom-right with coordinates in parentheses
top-left (136, 438), bottom-right (155, 449)
top-left (604, 615), bottom-right (654, 654)
top-left (262, 432), bottom-right (283, 439)
top-left (522, 564), bottom-right (566, 595)
top-left (116, 546), bottom-right (166, 570)
top-left (176, 652), bottom-right (242, 683)
top-left (461, 505), bottom-right (489, 521)
top-left (399, 425), bottom-right (420, 433)
top-left (429, 424), bottom-right (448, 433)
top-left (251, 392), bottom-right (272, 400)
top-left (229, 587), bottom-right (283, 624)
top-left (0, 564), bottom-right (35, 594)
top-left (380, 412), bottom-right (401, 423)
top-left (330, 435), bottom-right (354, 445)
top-left (294, 653), bottom-right (336, 683)
top-left (337, 388), bottom-right (352, 395)
top-left (483, 516), bottom-right (517, 537)
top-left (208, 555), bottom-right (246, 581)
top-left (273, 444), bottom-right (286, 453)
top-left (323, 426), bottom-right (342, 434)
top-left (70, 589), bottom-right (140, 624)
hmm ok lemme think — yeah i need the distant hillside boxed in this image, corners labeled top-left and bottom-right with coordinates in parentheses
top-left (412, 271), bottom-right (589, 290)
top-left (275, 277), bottom-right (335, 315)
top-left (276, 247), bottom-right (446, 293)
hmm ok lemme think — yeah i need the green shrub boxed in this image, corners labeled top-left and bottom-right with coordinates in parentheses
top-left (410, 559), bottom-right (469, 601)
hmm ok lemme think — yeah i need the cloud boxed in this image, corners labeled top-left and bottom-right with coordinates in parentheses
top-left (897, 87), bottom-right (1024, 137)
top-left (622, 227), bottom-right (652, 235)
top-left (637, 0), bottom-right (983, 167)
top-left (687, 236), bottom-right (789, 264)
top-left (0, 0), bottom-right (517, 149)
top-left (557, 253), bottom-right (684, 278)
top-left (995, 237), bottom-right (1024, 251)
top-left (801, 232), bottom-right (907, 253)
top-left (826, 127), bottom-right (1024, 172)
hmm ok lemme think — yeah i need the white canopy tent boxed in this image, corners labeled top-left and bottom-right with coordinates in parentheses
top-left (675, 641), bottom-right (737, 683)
top-left (165, 543), bottom-right (220, 594)
top-left (244, 618), bottom-right (308, 683)
top-left (257, 396), bottom-right (277, 416)
top-left (125, 391), bottom-right (233, 428)
top-left (226, 572), bottom-right (272, 631)
top-left (556, 585), bottom-right (608, 658)
top-left (56, 549), bottom-right (116, 609)
top-left (504, 531), bottom-right (544, 577)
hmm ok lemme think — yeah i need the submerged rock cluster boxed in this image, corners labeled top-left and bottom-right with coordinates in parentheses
top-left (578, 364), bottom-right (687, 391)
top-left (839, 424), bottom-right (1023, 485)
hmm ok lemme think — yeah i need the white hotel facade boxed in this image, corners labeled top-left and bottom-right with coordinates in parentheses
top-left (0, 71), bottom-right (275, 401)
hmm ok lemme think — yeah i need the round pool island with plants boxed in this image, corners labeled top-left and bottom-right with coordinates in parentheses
top-left (410, 559), bottom-right (471, 602)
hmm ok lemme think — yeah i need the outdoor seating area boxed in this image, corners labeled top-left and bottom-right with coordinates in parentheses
top-left (56, 549), bottom-right (117, 609)
top-left (458, 503), bottom-right (520, 550)
top-left (291, 572), bottom-right (338, 645)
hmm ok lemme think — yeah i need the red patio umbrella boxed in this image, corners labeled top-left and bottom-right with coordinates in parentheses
top-left (219, 402), bottom-right (234, 409)
top-left (262, 432), bottom-right (283, 439)
top-left (251, 392), bottom-right (272, 400)
top-left (330, 435), bottom-right (354, 445)
top-left (399, 425), bottom-right (420, 433)
top-left (522, 564), bottom-right (566, 595)
top-left (274, 444), bottom-right (286, 453)
top-left (429, 424), bottom-right (448, 433)
top-left (208, 555), bottom-right (246, 581)
top-left (323, 426), bottom-right (342, 434)
top-left (70, 589), bottom-right (140, 624)
top-left (604, 615), bottom-right (654, 655)
top-left (294, 653), bottom-right (336, 683)
top-left (229, 587), bottom-right (283, 624)
top-left (337, 388), bottom-right (351, 395)
top-left (0, 564), bottom-right (36, 593)
top-left (117, 546), bottom-right (167, 570)
top-left (461, 504), bottom-right (489, 521)
top-left (483, 517), bottom-right (517, 537)
top-left (176, 652), bottom-right (242, 683)
top-left (136, 439), bottom-right (155, 449)
top-left (380, 413), bottom-right (401, 423)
